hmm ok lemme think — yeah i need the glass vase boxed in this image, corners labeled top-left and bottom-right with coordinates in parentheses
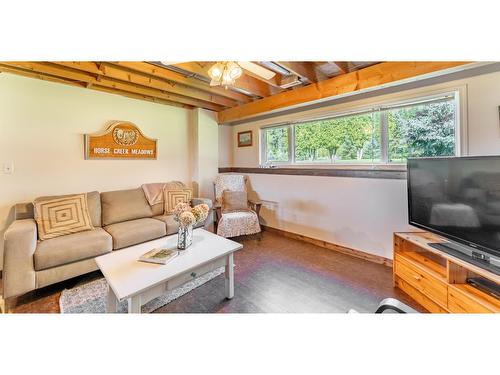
top-left (177, 225), bottom-right (193, 250)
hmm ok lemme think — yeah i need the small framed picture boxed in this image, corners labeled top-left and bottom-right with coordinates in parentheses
top-left (237, 130), bottom-right (253, 147)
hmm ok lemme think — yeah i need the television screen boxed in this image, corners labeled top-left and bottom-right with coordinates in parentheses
top-left (408, 156), bottom-right (500, 258)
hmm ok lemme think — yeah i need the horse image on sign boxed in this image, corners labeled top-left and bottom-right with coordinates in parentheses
top-left (85, 121), bottom-right (157, 160)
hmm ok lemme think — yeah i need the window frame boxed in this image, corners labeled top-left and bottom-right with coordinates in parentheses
top-left (260, 123), bottom-right (293, 165)
top-left (259, 88), bottom-right (464, 168)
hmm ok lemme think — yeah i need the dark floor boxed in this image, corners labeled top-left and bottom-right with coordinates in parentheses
top-left (3, 231), bottom-right (424, 313)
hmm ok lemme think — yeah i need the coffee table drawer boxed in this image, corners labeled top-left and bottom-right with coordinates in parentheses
top-left (394, 259), bottom-right (447, 307)
top-left (167, 257), bottom-right (226, 290)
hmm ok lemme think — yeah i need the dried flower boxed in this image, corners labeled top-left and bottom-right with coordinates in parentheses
top-left (198, 204), bottom-right (209, 215)
top-left (179, 211), bottom-right (196, 228)
top-left (192, 205), bottom-right (207, 223)
top-left (173, 202), bottom-right (191, 218)
top-left (173, 202), bottom-right (209, 227)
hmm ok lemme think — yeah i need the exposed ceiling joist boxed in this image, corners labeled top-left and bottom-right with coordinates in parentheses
top-left (1, 61), bottom-right (224, 111)
top-left (237, 61), bottom-right (283, 88)
top-left (0, 64), bottom-right (87, 89)
top-left (52, 61), bottom-right (237, 107)
top-left (217, 62), bottom-right (471, 124)
top-left (1, 61), bottom-right (472, 118)
top-left (331, 61), bottom-right (349, 74)
top-left (241, 67), bottom-right (282, 88)
top-left (111, 61), bottom-right (252, 104)
top-left (91, 85), bottom-right (193, 109)
top-left (0, 64), bottom-right (192, 109)
top-left (276, 62), bottom-right (327, 83)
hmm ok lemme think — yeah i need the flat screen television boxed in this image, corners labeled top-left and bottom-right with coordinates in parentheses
top-left (407, 156), bottom-right (500, 275)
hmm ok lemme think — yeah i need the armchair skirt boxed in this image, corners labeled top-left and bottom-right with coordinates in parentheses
top-left (216, 210), bottom-right (261, 238)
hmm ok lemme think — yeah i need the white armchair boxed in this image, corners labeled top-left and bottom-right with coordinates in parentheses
top-left (213, 174), bottom-right (261, 238)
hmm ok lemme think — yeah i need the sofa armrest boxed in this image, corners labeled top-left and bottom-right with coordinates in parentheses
top-left (3, 219), bottom-right (37, 299)
top-left (192, 197), bottom-right (214, 230)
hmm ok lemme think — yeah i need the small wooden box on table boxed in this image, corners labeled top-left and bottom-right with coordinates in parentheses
top-left (393, 232), bottom-right (500, 313)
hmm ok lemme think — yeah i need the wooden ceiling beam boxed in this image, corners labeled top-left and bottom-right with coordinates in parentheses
top-left (0, 64), bottom-right (192, 109)
top-left (241, 63), bottom-right (283, 88)
top-left (112, 62), bottom-right (252, 104)
top-left (0, 64), bottom-right (87, 88)
top-left (173, 62), bottom-right (282, 98)
top-left (102, 63), bottom-right (236, 108)
top-left (58, 61), bottom-right (251, 104)
top-left (1, 62), bottom-right (224, 111)
top-left (52, 61), bottom-right (237, 108)
top-left (331, 61), bottom-right (349, 74)
top-left (276, 61), bottom-right (327, 83)
top-left (91, 85), bottom-right (193, 109)
top-left (97, 77), bottom-right (224, 111)
top-left (55, 61), bottom-right (105, 75)
top-left (217, 61), bottom-right (471, 124)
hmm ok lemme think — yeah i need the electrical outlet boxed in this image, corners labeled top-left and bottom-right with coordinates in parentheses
top-left (3, 162), bottom-right (14, 174)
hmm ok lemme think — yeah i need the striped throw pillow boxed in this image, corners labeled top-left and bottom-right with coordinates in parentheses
top-left (34, 193), bottom-right (93, 240)
top-left (164, 188), bottom-right (193, 214)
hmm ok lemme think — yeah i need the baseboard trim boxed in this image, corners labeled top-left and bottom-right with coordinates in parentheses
top-left (262, 225), bottom-right (393, 267)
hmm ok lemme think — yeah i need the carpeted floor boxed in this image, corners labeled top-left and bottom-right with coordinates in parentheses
top-left (3, 231), bottom-right (424, 313)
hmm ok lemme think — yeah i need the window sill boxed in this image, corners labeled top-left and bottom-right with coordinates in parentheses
top-left (218, 166), bottom-right (407, 180)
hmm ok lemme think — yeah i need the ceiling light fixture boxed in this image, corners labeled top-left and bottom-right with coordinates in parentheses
top-left (207, 61), bottom-right (243, 88)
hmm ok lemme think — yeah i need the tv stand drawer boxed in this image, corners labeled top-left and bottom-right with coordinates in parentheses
top-left (394, 257), bottom-right (448, 308)
top-left (448, 285), bottom-right (500, 313)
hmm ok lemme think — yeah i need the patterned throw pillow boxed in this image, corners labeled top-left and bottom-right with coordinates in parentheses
top-left (222, 190), bottom-right (249, 213)
top-left (34, 193), bottom-right (94, 240)
top-left (164, 188), bottom-right (193, 214)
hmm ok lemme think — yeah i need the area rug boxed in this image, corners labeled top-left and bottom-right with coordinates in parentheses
top-left (59, 266), bottom-right (225, 313)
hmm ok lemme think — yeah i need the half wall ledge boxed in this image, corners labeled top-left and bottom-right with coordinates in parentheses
top-left (218, 167), bottom-right (407, 180)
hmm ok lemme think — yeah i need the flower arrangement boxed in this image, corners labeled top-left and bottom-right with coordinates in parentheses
top-left (173, 202), bottom-right (209, 228)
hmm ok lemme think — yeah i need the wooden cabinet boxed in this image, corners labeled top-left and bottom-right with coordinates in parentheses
top-left (394, 232), bottom-right (500, 313)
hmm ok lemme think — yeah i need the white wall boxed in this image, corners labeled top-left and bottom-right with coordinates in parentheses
top-left (192, 108), bottom-right (219, 199)
top-left (220, 70), bottom-right (500, 260)
top-left (218, 125), bottom-right (233, 168)
top-left (0, 74), bottom-right (219, 269)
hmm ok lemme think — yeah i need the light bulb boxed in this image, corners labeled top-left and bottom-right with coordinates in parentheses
top-left (228, 64), bottom-right (242, 80)
top-left (208, 63), bottom-right (224, 79)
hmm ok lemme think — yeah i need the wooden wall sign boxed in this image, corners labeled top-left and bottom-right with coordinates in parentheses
top-left (84, 121), bottom-right (157, 160)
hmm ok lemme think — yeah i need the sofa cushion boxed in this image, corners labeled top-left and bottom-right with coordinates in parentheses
top-left (153, 214), bottom-right (179, 235)
top-left (101, 188), bottom-right (153, 226)
top-left (104, 218), bottom-right (166, 250)
top-left (34, 228), bottom-right (112, 271)
top-left (34, 193), bottom-right (94, 240)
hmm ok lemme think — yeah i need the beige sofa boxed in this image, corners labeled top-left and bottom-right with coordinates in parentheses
top-left (2, 186), bottom-right (213, 300)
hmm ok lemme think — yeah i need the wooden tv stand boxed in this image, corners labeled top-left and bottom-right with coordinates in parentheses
top-left (393, 232), bottom-right (500, 313)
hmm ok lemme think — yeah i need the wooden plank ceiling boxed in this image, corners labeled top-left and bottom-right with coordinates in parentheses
top-left (0, 61), bottom-right (469, 123)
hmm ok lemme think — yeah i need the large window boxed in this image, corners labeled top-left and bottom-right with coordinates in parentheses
top-left (261, 93), bottom-right (458, 166)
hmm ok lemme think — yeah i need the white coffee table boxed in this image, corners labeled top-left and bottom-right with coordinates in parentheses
top-left (95, 228), bottom-right (242, 313)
